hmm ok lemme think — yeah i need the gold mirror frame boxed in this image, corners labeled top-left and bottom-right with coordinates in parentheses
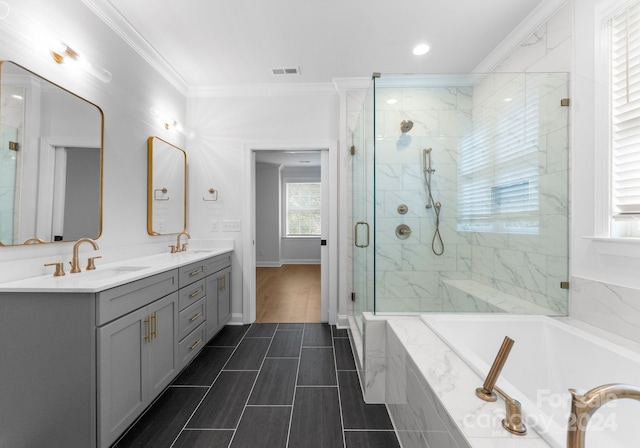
top-left (0, 61), bottom-right (104, 246)
top-left (147, 136), bottom-right (187, 235)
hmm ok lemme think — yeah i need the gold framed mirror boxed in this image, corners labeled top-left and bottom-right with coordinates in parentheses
top-left (147, 136), bottom-right (186, 235)
top-left (0, 61), bottom-right (104, 246)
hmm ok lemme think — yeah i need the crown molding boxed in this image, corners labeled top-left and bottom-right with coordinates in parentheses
top-left (332, 77), bottom-right (370, 92)
top-left (473, 0), bottom-right (570, 73)
top-left (188, 82), bottom-right (338, 98)
top-left (82, 0), bottom-right (189, 95)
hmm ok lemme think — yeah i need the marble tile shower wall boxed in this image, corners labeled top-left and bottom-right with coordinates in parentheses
top-left (373, 75), bottom-right (569, 315)
top-left (373, 86), bottom-right (473, 313)
top-left (467, 73), bottom-right (569, 315)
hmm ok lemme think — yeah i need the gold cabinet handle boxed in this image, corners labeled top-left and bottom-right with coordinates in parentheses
top-left (190, 312), bottom-right (203, 321)
top-left (150, 312), bottom-right (158, 339)
top-left (219, 275), bottom-right (226, 292)
top-left (189, 338), bottom-right (203, 351)
top-left (144, 315), bottom-right (152, 342)
top-left (189, 288), bottom-right (202, 298)
top-left (189, 268), bottom-right (203, 277)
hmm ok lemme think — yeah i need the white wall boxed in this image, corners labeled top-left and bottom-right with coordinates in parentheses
top-left (0, 0), bottom-right (186, 280)
top-left (186, 93), bottom-right (339, 321)
top-left (570, 0), bottom-right (640, 343)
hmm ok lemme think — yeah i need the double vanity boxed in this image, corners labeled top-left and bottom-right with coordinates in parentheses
top-left (0, 247), bottom-right (232, 448)
top-left (0, 59), bottom-right (229, 448)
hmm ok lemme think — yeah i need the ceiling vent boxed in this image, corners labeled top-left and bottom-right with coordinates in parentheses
top-left (271, 66), bottom-right (301, 76)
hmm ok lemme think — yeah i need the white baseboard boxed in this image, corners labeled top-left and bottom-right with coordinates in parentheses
top-left (228, 313), bottom-right (245, 325)
top-left (256, 262), bottom-right (282, 267)
top-left (336, 314), bottom-right (350, 329)
top-left (280, 259), bottom-right (320, 265)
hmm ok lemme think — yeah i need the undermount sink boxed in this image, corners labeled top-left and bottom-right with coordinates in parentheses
top-left (79, 265), bottom-right (150, 279)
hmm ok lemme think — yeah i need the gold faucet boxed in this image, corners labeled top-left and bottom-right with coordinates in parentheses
top-left (476, 336), bottom-right (514, 402)
top-left (567, 383), bottom-right (640, 448)
top-left (70, 238), bottom-right (99, 273)
top-left (23, 237), bottom-right (46, 244)
top-left (476, 336), bottom-right (526, 435)
top-left (175, 230), bottom-right (190, 252)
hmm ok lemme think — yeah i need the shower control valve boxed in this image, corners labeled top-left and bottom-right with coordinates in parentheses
top-left (395, 224), bottom-right (412, 240)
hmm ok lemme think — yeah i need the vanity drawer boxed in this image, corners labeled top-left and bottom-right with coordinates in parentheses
top-left (96, 269), bottom-right (178, 326)
top-left (178, 279), bottom-right (205, 311)
top-left (205, 254), bottom-right (232, 276)
top-left (179, 298), bottom-right (206, 341)
top-left (179, 323), bottom-right (206, 368)
top-left (178, 260), bottom-right (207, 288)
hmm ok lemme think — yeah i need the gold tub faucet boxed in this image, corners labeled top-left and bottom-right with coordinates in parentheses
top-left (567, 383), bottom-right (640, 448)
top-left (476, 336), bottom-right (526, 436)
top-left (70, 238), bottom-right (99, 273)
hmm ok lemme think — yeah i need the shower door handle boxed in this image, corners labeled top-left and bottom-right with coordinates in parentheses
top-left (354, 221), bottom-right (370, 248)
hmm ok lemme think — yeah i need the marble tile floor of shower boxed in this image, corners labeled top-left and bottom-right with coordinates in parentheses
top-left (113, 323), bottom-right (400, 448)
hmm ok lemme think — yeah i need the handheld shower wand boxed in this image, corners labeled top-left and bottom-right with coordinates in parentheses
top-left (422, 148), bottom-right (444, 256)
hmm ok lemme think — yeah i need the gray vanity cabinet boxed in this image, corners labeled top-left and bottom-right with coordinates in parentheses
top-left (97, 292), bottom-right (178, 448)
top-left (0, 251), bottom-right (232, 448)
top-left (204, 254), bottom-right (232, 341)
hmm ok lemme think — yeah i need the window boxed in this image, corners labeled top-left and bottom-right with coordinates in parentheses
top-left (457, 74), bottom-right (540, 234)
top-left (284, 182), bottom-right (321, 237)
top-left (610, 1), bottom-right (640, 237)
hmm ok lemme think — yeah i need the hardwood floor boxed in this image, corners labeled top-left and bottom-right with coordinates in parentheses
top-left (256, 264), bottom-right (321, 323)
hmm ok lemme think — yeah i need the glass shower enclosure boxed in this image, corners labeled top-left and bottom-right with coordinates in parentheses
top-left (351, 72), bottom-right (570, 340)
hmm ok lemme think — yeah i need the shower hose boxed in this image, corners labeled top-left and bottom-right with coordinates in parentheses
top-left (424, 175), bottom-right (444, 256)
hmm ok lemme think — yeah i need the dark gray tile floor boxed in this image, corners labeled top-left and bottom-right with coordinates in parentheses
top-left (112, 323), bottom-right (400, 448)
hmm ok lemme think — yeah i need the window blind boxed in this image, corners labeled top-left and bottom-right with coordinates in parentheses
top-left (457, 74), bottom-right (539, 234)
top-left (612, 1), bottom-right (640, 216)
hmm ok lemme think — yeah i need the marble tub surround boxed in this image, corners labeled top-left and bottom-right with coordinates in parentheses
top-left (571, 276), bottom-right (640, 344)
top-left (0, 240), bottom-right (233, 292)
top-left (386, 317), bottom-right (551, 448)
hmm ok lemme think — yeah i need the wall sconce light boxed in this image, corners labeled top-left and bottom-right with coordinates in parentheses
top-left (49, 40), bottom-right (112, 83)
top-left (150, 107), bottom-right (185, 132)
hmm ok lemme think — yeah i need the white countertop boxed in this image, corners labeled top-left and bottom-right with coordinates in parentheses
top-left (0, 248), bottom-right (233, 293)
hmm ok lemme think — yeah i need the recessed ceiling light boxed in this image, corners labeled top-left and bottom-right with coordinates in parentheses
top-left (413, 44), bottom-right (430, 56)
top-left (387, 98), bottom-right (398, 105)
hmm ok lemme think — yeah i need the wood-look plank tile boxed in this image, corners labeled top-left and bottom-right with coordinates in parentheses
top-left (288, 387), bottom-right (343, 448)
top-left (172, 429), bottom-right (234, 448)
top-left (278, 323), bottom-right (304, 330)
top-left (186, 371), bottom-right (257, 429)
top-left (224, 338), bottom-right (271, 370)
top-left (267, 330), bottom-right (302, 358)
top-left (113, 387), bottom-right (207, 448)
top-left (331, 326), bottom-right (349, 338)
top-left (302, 323), bottom-right (332, 347)
top-left (297, 347), bottom-right (336, 386)
top-left (173, 346), bottom-right (234, 386)
top-left (207, 325), bottom-right (250, 347)
top-left (334, 338), bottom-right (356, 371)
top-left (230, 406), bottom-right (291, 448)
top-left (246, 323), bottom-right (278, 338)
top-left (248, 358), bottom-right (298, 405)
top-left (338, 371), bottom-right (393, 430)
top-left (344, 430), bottom-right (401, 448)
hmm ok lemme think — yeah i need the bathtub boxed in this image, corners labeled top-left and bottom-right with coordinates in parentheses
top-left (420, 314), bottom-right (640, 448)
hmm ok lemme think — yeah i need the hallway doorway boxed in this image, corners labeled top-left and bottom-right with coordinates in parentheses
top-left (243, 141), bottom-right (338, 325)
top-left (255, 264), bottom-right (321, 322)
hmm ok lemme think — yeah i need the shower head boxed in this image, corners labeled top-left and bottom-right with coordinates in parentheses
top-left (400, 120), bottom-right (414, 133)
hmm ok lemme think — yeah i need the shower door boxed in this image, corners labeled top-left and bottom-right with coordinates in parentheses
top-left (351, 83), bottom-right (376, 333)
